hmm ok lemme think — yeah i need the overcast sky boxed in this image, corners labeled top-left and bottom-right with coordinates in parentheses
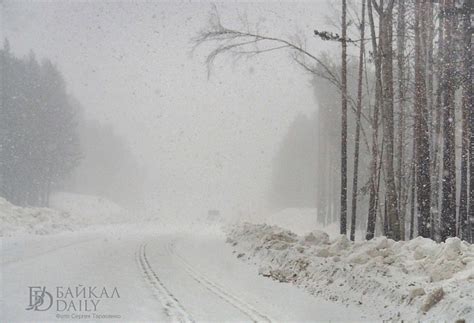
top-left (2, 0), bottom-right (338, 217)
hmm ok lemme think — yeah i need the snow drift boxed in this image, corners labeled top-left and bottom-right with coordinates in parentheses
top-left (227, 222), bottom-right (474, 321)
top-left (1, 193), bottom-right (125, 237)
top-left (0, 197), bottom-right (76, 236)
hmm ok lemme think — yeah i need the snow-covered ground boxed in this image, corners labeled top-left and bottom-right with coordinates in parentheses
top-left (2, 198), bottom-right (472, 322)
top-left (1, 195), bottom-right (375, 322)
top-left (226, 221), bottom-right (474, 321)
top-left (1, 222), bottom-right (374, 322)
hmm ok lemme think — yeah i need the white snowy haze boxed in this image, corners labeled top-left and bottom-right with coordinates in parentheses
top-left (2, 1), bottom-right (336, 221)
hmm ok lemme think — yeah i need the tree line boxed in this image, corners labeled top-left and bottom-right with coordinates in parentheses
top-left (0, 39), bottom-right (80, 207)
top-left (195, 0), bottom-right (473, 243)
top-left (333, 0), bottom-right (473, 243)
top-left (0, 39), bottom-right (144, 209)
top-left (269, 59), bottom-right (372, 231)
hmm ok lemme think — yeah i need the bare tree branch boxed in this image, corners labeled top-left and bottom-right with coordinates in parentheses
top-left (192, 7), bottom-right (372, 153)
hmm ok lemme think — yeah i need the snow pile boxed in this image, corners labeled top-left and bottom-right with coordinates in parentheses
top-left (1, 193), bottom-right (128, 237)
top-left (0, 197), bottom-right (76, 236)
top-left (50, 192), bottom-right (124, 224)
top-left (227, 223), bottom-right (474, 321)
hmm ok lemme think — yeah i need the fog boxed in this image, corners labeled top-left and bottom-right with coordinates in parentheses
top-left (2, 1), bottom-right (337, 221)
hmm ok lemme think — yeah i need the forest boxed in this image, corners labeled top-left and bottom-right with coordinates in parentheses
top-left (0, 40), bottom-right (144, 208)
top-left (0, 39), bottom-right (80, 206)
top-left (196, 0), bottom-right (473, 243)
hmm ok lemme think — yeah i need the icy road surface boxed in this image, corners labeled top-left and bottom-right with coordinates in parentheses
top-left (1, 223), bottom-right (370, 322)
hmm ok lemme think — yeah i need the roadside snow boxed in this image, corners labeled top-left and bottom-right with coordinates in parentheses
top-left (227, 222), bottom-right (474, 322)
top-left (1, 193), bottom-right (126, 237)
top-left (0, 197), bottom-right (76, 237)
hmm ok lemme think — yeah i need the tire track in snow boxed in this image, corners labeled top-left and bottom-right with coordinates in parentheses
top-left (166, 241), bottom-right (273, 323)
top-left (136, 242), bottom-right (194, 322)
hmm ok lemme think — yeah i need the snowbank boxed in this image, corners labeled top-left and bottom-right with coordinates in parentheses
top-left (227, 223), bottom-right (474, 321)
top-left (1, 193), bottom-right (126, 237)
top-left (0, 197), bottom-right (76, 236)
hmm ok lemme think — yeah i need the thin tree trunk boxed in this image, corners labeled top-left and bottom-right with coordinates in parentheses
top-left (410, 136), bottom-right (416, 239)
top-left (414, 0), bottom-right (432, 238)
top-left (469, 35), bottom-right (474, 243)
top-left (425, 0), bottom-right (436, 239)
top-left (459, 21), bottom-right (469, 239)
top-left (366, 0), bottom-right (382, 240)
top-left (380, 1), bottom-right (400, 240)
top-left (350, 0), bottom-right (366, 242)
top-left (462, 0), bottom-right (473, 242)
top-left (340, 0), bottom-right (348, 236)
top-left (376, 139), bottom-right (384, 236)
top-left (396, 0), bottom-right (406, 240)
top-left (431, 1), bottom-right (445, 242)
top-left (384, 195), bottom-right (389, 235)
top-left (441, 0), bottom-right (457, 241)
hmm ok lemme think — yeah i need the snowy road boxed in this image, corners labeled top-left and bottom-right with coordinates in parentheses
top-left (1, 223), bottom-right (371, 322)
